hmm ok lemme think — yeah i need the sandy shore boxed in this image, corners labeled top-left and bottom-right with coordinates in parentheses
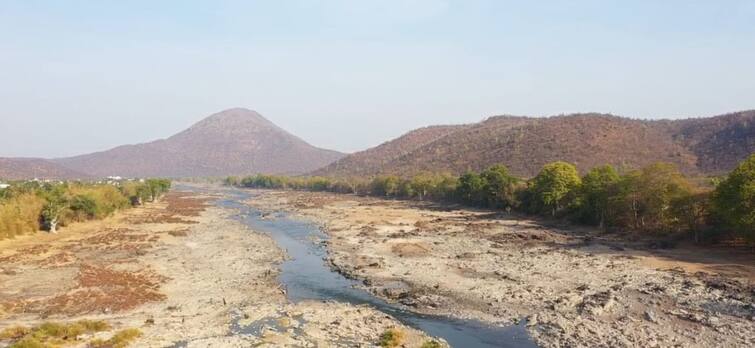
top-left (0, 189), bottom-right (440, 347)
top-left (246, 190), bottom-right (755, 348)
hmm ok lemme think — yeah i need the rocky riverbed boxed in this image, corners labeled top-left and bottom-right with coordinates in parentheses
top-left (0, 188), bottom-right (437, 347)
top-left (246, 190), bottom-right (755, 348)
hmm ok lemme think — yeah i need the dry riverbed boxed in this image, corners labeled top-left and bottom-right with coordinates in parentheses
top-left (0, 188), bottom-right (437, 347)
top-left (246, 190), bottom-right (755, 348)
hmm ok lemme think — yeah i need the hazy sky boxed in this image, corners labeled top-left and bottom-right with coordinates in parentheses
top-left (1, 1), bottom-right (754, 158)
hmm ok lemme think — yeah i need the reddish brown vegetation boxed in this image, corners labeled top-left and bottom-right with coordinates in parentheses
top-left (46, 264), bottom-right (167, 315)
top-left (128, 192), bottom-right (210, 224)
top-left (314, 125), bottom-right (467, 177)
top-left (52, 108), bottom-right (345, 178)
top-left (0, 191), bottom-right (210, 318)
top-left (317, 111), bottom-right (754, 177)
top-left (0, 158), bottom-right (88, 180)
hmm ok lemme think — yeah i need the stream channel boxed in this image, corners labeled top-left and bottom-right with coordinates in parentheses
top-left (195, 186), bottom-right (537, 347)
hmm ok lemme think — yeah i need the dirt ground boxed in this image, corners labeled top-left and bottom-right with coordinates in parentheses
top-left (0, 188), bottom-right (439, 347)
top-left (246, 190), bottom-right (755, 348)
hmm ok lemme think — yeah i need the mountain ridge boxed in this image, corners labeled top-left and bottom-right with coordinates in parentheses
top-left (50, 108), bottom-right (345, 178)
top-left (0, 158), bottom-right (90, 180)
top-left (314, 110), bottom-right (755, 178)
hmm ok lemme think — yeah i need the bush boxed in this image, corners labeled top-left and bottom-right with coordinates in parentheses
top-left (421, 340), bottom-right (443, 348)
top-left (0, 179), bottom-right (170, 240)
top-left (89, 328), bottom-right (141, 348)
top-left (0, 194), bottom-right (45, 239)
top-left (378, 328), bottom-right (405, 348)
top-left (2, 320), bottom-right (111, 348)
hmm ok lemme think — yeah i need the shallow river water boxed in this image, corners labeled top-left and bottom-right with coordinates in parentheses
top-left (209, 186), bottom-right (537, 347)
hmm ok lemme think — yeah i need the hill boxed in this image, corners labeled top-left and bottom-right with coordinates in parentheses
top-left (313, 125), bottom-right (468, 177)
top-left (314, 111), bottom-right (754, 178)
top-left (53, 108), bottom-right (345, 178)
top-left (0, 158), bottom-right (89, 180)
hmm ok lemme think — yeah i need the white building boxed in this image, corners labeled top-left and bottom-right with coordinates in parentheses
top-left (0, 183), bottom-right (10, 189)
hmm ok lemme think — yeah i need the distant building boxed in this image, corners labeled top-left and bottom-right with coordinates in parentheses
top-left (0, 182), bottom-right (10, 189)
top-left (107, 176), bottom-right (123, 181)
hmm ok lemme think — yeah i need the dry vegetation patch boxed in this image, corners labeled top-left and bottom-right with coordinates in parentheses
top-left (6, 264), bottom-right (168, 316)
top-left (391, 242), bottom-right (431, 257)
top-left (0, 191), bottom-right (210, 320)
top-left (126, 192), bottom-right (210, 224)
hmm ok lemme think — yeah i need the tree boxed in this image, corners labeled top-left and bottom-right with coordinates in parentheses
top-left (578, 165), bottom-right (621, 228)
top-left (456, 172), bottom-right (486, 206)
top-left (617, 163), bottom-right (692, 233)
top-left (410, 172), bottom-right (437, 201)
top-left (429, 174), bottom-right (458, 201)
top-left (480, 165), bottom-right (519, 209)
top-left (671, 190), bottom-right (709, 243)
top-left (224, 176), bottom-right (240, 186)
top-left (39, 184), bottom-right (69, 233)
top-left (145, 179), bottom-right (171, 201)
top-left (69, 194), bottom-right (99, 220)
top-left (530, 162), bottom-right (581, 216)
top-left (712, 154), bottom-right (755, 243)
top-left (371, 176), bottom-right (401, 197)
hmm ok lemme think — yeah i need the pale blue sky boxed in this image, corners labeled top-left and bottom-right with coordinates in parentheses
top-left (1, 0), bottom-right (754, 157)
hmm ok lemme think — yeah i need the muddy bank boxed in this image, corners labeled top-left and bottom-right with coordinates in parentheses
top-left (0, 188), bottom-right (437, 347)
top-left (246, 190), bottom-right (755, 348)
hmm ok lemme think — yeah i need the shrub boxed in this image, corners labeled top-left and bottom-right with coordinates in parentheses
top-left (421, 340), bottom-right (443, 348)
top-left (68, 194), bottom-right (99, 220)
top-left (0, 179), bottom-right (170, 240)
top-left (378, 328), bottom-right (405, 348)
top-left (2, 320), bottom-right (111, 348)
top-left (89, 328), bottom-right (141, 348)
top-left (0, 193), bottom-right (45, 239)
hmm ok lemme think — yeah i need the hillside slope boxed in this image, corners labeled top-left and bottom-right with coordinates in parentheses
top-left (663, 111), bottom-right (755, 174)
top-left (316, 111), bottom-right (754, 177)
top-left (312, 125), bottom-right (468, 177)
top-left (0, 158), bottom-right (89, 180)
top-left (54, 108), bottom-right (345, 178)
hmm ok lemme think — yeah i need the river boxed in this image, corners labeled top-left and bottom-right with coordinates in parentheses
top-left (204, 186), bottom-right (538, 348)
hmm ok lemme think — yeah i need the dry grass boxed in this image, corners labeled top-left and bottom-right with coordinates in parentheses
top-left (3, 264), bottom-right (168, 316)
top-left (0, 194), bottom-right (45, 239)
top-left (0, 320), bottom-right (111, 347)
top-left (378, 328), bottom-right (405, 348)
top-left (89, 328), bottom-right (141, 348)
top-left (128, 192), bottom-right (210, 224)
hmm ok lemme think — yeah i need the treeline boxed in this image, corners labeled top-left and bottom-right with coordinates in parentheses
top-left (0, 179), bottom-right (171, 239)
top-left (227, 154), bottom-right (754, 245)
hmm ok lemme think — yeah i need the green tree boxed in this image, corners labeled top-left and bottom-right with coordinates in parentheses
top-left (410, 172), bottom-right (437, 201)
top-left (671, 190), bottom-right (709, 243)
top-left (145, 179), bottom-right (171, 201)
top-left (480, 164), bottom-right (519, 209)
top-left (69, 194), bottom-right (99, 220)
top-left (712, 154), bottom-right (755, 243)
top-left (38, 184), bottom-right (70, 233)
top-left (456, 172), bottom-right (486, 206)
top-left (617, 163), bottom-right (692, 232)
top-left (371, 175), bottom-right (401, 197)
top-left (577, 165), bottom-right (621, 228)
top-left (530, 162), bottom-right (582, 216)
top-left (429, 174), bottom-right (458, 201)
